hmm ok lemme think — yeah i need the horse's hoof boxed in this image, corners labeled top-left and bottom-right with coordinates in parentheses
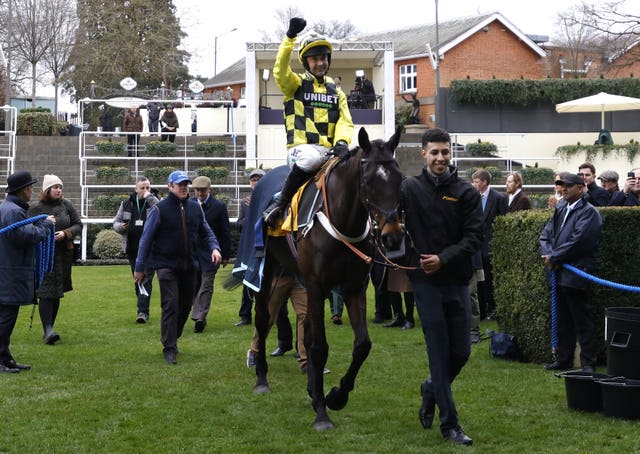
top-left (325, 386), bottom-right (348, 411)
top-left (253, 384), bottom-right (271, 395)
top-left (313, 419), bottom-right (335, 431)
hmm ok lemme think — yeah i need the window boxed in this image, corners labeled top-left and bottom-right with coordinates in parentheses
top-left (399, 64), bottom-right (417, 93)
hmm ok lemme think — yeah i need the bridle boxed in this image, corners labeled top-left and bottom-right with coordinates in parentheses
top-left (315, 151), bottom-right (403, 265)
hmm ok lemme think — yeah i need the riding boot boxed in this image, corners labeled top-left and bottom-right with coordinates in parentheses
top-left (263, 164), bottom-right (313, 228)
top-left (39, 298), bottom-right (60, 345)
top-left (384, 292), bottom-right (406, 327)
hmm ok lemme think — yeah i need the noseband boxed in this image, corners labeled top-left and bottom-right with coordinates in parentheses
top-left (359, 156), bottom-right (400, 230)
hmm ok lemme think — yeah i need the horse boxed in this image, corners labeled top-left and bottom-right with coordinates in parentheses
top-left (251, 126), bottom-right (405, 431)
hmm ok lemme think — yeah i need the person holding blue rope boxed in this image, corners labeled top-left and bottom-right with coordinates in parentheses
top-left (539, 173), bottom-right (602, 373)
top-left (0, 171), bottom-right (55, 373)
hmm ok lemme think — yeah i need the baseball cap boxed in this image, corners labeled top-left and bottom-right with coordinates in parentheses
top-left (597, 170), bottom-right (619, 182)
top-left (249, 169), bottom-right (265, 179)
top-left (167, 170), bottom-right (191, 184)
top-left (191, 176), bottom-right (211, 189)
top-left (555, 173), bottom-right (585, 186)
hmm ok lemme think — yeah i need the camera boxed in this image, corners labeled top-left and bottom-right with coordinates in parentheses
top-left (628, 171), bottom-right (635, 178)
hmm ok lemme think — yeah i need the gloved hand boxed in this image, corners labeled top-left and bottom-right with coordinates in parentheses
top-left (287, 17), bottom-right (307, 39)
top-left (333, 140), bottom-right (350, 161)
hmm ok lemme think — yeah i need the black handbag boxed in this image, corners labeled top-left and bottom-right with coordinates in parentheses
top-left (487, 330), bottom-right (522, 361)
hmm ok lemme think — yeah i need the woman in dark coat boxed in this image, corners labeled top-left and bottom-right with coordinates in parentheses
top-left (28, 175), bottom-right (82, 345)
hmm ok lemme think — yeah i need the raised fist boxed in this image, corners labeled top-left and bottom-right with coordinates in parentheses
top-left (287, 17), bottom-right (307, 38)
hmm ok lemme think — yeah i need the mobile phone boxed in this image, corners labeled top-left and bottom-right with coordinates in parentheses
top-left (628, 172), bottom-right (635, 178)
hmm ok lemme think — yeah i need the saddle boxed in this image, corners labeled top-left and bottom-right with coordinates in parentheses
top-left (272, 158), bottom-right (339, 237)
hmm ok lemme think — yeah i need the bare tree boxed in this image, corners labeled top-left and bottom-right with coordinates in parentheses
top-left (554, 4), bottom-right (600, 78)
top-left (564, 1), bottom-right (640, 74)
top-left (10, 0), bottom-right (60, 108)
top-left (41, 0), bottom-right (78, 117)
top-left (259, 7), bottom-right (358, 42)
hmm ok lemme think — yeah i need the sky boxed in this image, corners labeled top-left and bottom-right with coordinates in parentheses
top-left (173, 0), bottom-right (584, 78)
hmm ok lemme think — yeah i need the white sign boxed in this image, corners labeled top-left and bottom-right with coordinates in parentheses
top-left (120, 77), bottom-right (137, 91)
top-left (105, 96), bottom-right (147, 108)
top-left (189, 80), bottom-right (204, 93)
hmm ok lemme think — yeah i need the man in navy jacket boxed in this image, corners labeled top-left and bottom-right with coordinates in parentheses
top-left (539, 173), bottom-right (602, 372)
top-left (135, 171), bottom-right (221, 364)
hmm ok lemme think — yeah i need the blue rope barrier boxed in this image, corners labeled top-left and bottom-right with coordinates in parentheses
top-left (551, 263), bottom-right (640, 357)
top-left (0, 214), bottom-right (56, 288)
top-left (562, 263), bottom-right (640, 293)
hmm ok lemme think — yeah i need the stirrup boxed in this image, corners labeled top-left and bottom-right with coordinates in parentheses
top-left (263, 204), bottom-right (284, 228)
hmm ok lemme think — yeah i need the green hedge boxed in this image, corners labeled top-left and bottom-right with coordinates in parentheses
top-left (92, 229), bottom-right (124, 259)
top-left (17, 111), bottom-right (55, 135)
top-left (145, 140), bottom-right (176, 156)
top-left (556, 141), bottom-right (640, 164)
top-left (95, 140), bottom-right (125, 154)
top-left (492, 208), bottom-right (640, 364)
top-left (450, 77), bottom-right (640, 107)
top-left (194, 140), bottom-right (227, 156)
top-left (466, 141), bottom-right (497, 157)
top-left (196, 166), bottom-right (229, 183)
top-left (93, 194), bottom-right (127, 214)
top-left (144, 166), bottom-right (176, 184)
top-left (95, 166), bottom-right (130, 184)
top-left (520, 167), bottom-right (556, 185)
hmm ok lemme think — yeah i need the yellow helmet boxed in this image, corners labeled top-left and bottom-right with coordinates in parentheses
top-left (298, 32), bottom-right (333, 69)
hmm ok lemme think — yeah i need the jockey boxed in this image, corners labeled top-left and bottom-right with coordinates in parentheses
top-left (263, 17), bottom-right (354, 228)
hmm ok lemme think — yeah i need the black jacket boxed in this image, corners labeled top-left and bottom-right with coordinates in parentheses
top-left (198, 194), bottom-right (231, 273)
top-left (401, 166), bottom-right (483, 285)
top-left (585, 182), bottom-right (610, 207)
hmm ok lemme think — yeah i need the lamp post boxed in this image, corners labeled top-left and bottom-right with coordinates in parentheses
top-left (434, 0), bottom-right (440, 127)
top-left (214, 27), bottom-right (238, 77)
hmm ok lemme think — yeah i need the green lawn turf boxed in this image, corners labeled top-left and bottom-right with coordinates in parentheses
top-left (1, 265), bottom-right (638, 453)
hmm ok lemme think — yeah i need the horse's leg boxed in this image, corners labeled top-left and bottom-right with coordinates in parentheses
top-left (304, 282), bottom-right (333, 431)
top-left (253, 252), bottom-right (275, 395)
top-left (325, 289), bottom-right (372, 411)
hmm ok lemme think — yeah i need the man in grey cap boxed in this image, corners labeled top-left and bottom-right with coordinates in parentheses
top-left (190, 175), bottom-right (231, 333)
top-left (598, 170), bottom-right (625, 206)
top-left (135, 170), bottom-right (222, 364)
top-left (539, 173), bottom-right (602, 372)
top-left (0, 171), bottom-right (55, 373)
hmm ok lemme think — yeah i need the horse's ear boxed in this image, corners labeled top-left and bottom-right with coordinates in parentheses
top-left (358, 127), bottom-right (370, 150)
top-left (386, 126), bottom-right (403, 151)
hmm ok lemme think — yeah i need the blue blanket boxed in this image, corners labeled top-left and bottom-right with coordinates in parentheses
top-left (232, 165), bottom-right (289, 291)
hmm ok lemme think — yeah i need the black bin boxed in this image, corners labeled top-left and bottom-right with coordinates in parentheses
top-left (559, 370), bottom-right (610, 412)
top-left (600, 378), bottom-right (640, 420)
top-left (606, 307), bottom-right (640, 379)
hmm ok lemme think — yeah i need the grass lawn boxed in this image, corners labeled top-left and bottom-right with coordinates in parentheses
top-left (2, 265), bottom-right (639, 453)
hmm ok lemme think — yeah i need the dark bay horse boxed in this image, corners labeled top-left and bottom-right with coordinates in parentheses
top-left (252, 127), bottom-right (405, 431)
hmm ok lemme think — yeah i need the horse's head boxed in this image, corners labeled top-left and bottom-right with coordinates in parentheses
top-left (357, 126), bottom-right (405, 252)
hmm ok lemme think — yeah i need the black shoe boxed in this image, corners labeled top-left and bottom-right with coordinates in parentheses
top-left (582, 365), bottom-right (596, 373)
top-left (271, 346), bottom-right (293, 357)
top-left (136, 312), bottom-right (148, 324)
top-left (402, 321), bottom-right (415, 330)
top-left (0, 364), bottom-right (20, 373)
top-left (234, 319), bottom-right (251, 327)
top-left (543, 361), bottom-right (572, 371)
top-left (418, 382), bottom-right (436, 429)
top-left (3, 359), bottom-right (31, 371)
top-left (372, 316), bottom-right (385, 324)
top-left (443, 427), bottom-right (473, 446)
top-left (332, 315), bottom-right (343, 325)
top-left (44, 332), bottom-right (60, 345)
top-left (384, 318), bottom-right (405, 328)
top-left (164, 350), bottom-right (177, 365)
top-left (194, 320), bottom-right (206, 333)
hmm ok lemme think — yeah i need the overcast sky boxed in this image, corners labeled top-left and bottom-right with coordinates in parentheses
top-left (174, 0), bottom-right (585, 78)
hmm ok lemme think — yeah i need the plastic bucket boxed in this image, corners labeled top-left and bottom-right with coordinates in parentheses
top-left (559, 370), bottom-right (610, 412)
top-left (605, 307), bottom-right (640, 379)
top-left (600, 377), bottom-right (640, 420)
